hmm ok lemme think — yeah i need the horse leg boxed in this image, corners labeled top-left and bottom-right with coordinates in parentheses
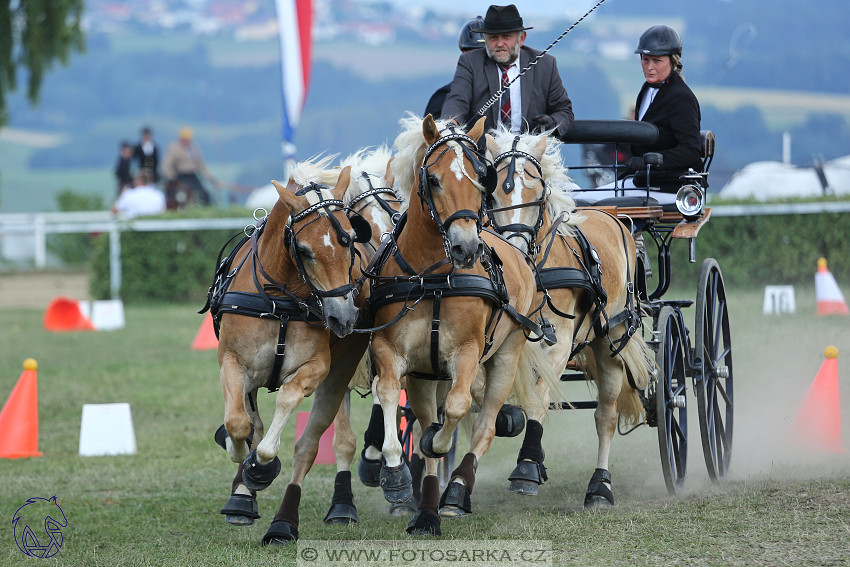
top-left (357, 397), bottom-right (385, 488)
top-left (419, 347), bottom-right (480, 459)
top-left (219, 354), bottom-right (253, 464)
top-left (264, 333), bottom-right (368, 544)
top-left (244, 357), bottom-right (330, 492)
top-left (508, 341), bottom-right (569, 495)
top-left (406, 459), bottom-right (443, 536)
top-left (324, 389), bottom-right (360, 525)
top-left (584, 345), bottom-right (623, 510)
top-left (220, 390), bottom-right (265, 525)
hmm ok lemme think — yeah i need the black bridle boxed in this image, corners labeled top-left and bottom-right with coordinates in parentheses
top-left (486, 136), bottom-right (547, 255)
top-left (416, 128), bottom-right (496, 256)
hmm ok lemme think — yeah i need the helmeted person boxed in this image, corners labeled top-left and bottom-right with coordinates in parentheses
top-left (441, 4), bottom-right (574, 140)
top-left (572, 24), bottom-right (704, 204)
top-left (424, 16), bottom-right (486, 120)
top-left (627, 25), bottom-right (703, 194)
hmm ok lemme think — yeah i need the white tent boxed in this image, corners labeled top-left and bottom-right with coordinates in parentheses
top-left (245, 183), bottom-right (279, 210)
top-left (719, 155), bottom-right (850, 200)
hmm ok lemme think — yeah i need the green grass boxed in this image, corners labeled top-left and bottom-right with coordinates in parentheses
top-left (1, 286), bottom-right (849, 565)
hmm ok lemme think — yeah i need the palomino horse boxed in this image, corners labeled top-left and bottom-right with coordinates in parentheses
top-left (485, 127), bottom-right (654, 509)
top-left (203, 156), bottom-right (374, 543)
top-left (364, 114), bottom-right (555, 536)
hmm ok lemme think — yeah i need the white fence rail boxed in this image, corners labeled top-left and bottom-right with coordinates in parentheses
top-left (2, 202), bottom-right (850, 298)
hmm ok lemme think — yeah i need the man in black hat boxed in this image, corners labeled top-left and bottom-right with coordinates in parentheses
top-left (441, 4), bottom-right (574, 140)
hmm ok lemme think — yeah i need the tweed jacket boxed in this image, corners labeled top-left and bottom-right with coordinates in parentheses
top-left (441, 46), bottom-right (574, 140)
top-left (631, 70), bottom-right (704, 191)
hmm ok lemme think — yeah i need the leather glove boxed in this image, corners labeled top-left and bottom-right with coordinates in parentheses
top-left (533, 114), bottom-right (556, 132)
top-left (625, 156), bottom-right (645, 172)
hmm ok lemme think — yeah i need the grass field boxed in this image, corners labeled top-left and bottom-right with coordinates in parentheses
top-left (1, 285), bottom-right (849, 565)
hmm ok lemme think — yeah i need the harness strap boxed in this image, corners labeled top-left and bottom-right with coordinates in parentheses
top-left (430, 289), bottom-right (443, 377)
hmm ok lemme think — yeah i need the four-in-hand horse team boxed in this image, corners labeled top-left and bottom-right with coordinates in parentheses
top-left (200, 4), bottom-right (734, 546)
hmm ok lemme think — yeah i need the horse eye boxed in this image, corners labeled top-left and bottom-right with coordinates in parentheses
top-left (297, 244), bottom-right (315, 260)
top-left (427, 174), bottom-right (440, 189)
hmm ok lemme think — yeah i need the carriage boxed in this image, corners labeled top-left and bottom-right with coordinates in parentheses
top-left (554, 119), bottom-right (734, 495)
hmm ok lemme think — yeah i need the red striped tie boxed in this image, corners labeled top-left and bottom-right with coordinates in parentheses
top-left (500, 67), bottom-right (511, 125)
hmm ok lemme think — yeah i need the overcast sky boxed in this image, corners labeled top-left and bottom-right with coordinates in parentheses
top-left (378, 0), bottom-right (597, 19)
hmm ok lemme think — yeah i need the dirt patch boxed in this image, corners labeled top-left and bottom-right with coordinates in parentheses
top-left (0, 271), bottom-right (90, 309)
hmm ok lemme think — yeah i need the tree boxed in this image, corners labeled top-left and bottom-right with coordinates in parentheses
top-left (0, 0), bottom-right (85, 127)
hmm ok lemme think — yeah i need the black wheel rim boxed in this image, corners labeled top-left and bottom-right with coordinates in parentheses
top-left (655, 306), bottom-right (688, 495)
top-left (695, 259), bottom-right (734, 481)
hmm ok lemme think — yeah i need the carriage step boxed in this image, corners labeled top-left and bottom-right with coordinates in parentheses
top-left (660, 299), bottom-right (694, 309)
top-left (550, 401), bottom-right (598, 410)
top-left (560, 372), bottom-right (588, 382)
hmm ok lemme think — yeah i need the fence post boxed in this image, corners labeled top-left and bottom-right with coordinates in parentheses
top-left (34, 214), bottom-right (46, 268)
top-left (109, 224), bottom-right (122, 299)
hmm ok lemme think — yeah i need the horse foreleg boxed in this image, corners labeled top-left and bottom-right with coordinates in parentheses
top-left (220, 354), bottom-right (253, 464)
top-left (585, 346), bottom-right (624, 510)
top-left (422, 349), bottom-right (479, 458)
top-left (370, 341), bottom-right (410, 503)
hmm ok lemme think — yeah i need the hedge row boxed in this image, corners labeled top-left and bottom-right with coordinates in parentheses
top-left (89, 210), bottom-right (850, 304)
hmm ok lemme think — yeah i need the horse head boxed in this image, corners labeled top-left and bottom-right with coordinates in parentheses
top-left (271, 166), bottom-right (362, 337)
top-left (418, 114), bottom-right (492, 269)
top-left (485, 130), bottom-right (550, 255)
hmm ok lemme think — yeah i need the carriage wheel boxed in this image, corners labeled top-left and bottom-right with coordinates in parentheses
top-left (655, 306), bottom-right (688, 495)
top-left (694, 258), bottom-right (734, 482)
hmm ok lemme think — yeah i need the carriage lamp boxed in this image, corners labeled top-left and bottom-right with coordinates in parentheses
top-left (675, 183), bottom-right (704, 219)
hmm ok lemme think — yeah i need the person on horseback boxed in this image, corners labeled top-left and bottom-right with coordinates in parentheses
top-left (441, 4), bottom-right (575, 140)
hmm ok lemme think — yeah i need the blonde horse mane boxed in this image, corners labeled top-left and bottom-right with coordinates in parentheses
top-left (340, 145), bottom-right (397, 205)
top-left (391, 112), bottom-right (483, 201)
top-left (489, 126), bottom-right (584, 236)
top-left (289, 154), bottom-right (341, 188)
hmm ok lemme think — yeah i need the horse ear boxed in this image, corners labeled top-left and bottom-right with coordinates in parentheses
top-left (468, 116), bottom-right (487, 143)
top-left (423, 114), bottom-right (439, 146)
top-left (485, 134), bottom-right (500, 160)
top-left (384, 156), bottom-right (396, 187)
top-left (332, 166), bottom-right (352, 201)
top-left (531, 135), bottom-right (548, 162)
top-left (272, 179), bottom-right (296, 215)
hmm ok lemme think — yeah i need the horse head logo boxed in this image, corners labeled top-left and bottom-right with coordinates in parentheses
top-left (12, 496), bottom-right (67, 559)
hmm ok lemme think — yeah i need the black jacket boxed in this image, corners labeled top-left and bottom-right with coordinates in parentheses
top-left (424, 83), bottom-right (451, 120)
top-left (631, 71), bottom-right (704, 191)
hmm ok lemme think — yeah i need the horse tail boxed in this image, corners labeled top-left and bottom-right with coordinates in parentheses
top-left (510, 339), bottom-right (563, 421)
top-left (616, 332), bottom-right (655, 426)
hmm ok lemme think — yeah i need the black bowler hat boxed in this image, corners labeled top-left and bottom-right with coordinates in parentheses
top-left (470, 4), bottom-right (533, 34)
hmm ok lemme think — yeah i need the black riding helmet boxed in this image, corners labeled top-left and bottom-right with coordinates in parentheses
top-left (458, 16), bottom-right (485, 51)
top-left (634, 25), bottom-right (682, 56)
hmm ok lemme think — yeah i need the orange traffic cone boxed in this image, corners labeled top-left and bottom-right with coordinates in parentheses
top-left (0, 359), bottom-right (44, 458)
top-left (43, 296), bottom-right (96, 331)
top-left (792, 346), bottom-right (845, 453)
top-left (191, 312), bottom-right (219, 351)
top-left (295, 411), bottom-right (336, 465)
top-left (815, 258), bottom-right (849, 316)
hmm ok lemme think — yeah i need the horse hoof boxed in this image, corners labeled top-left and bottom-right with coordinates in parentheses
top-left (508, 479), bottom-right (539, 496)
top-left (584, 496), bottom-right (614, 511)
top-left (213, 423), bottom-right (253, 452)
top-left (438, 481), bottom-right (471, 517)
top-left (324, 502), bottom-right (359, 525)
top-left (380, 460), bottom-right (413, 503)
top-left (508, 460), bottom-right (546, 495)
top-left (220, 493), bottom-right (260, 525)
top-left (389, 499), bottom-right (417, 517)
top-left (262, 520), bottom-right (298, 545)
top-left (357, 449), bottom-right (382, 487)
top-left (495, 405), bottom-right (526, 438)
top-left (406, 509), bottom-right (441, 536)
top-left (242, 449), bottom-right (281, 491)
top-left (419, 422), bottom-right (447, 459)
top-left (584, 468), bottom-right (614, 510)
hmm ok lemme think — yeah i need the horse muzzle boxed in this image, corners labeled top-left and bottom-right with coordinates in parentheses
top-left (447, 223), bottom-right (484, 269)
top-left (323, 295), bottom-right (358, 337)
